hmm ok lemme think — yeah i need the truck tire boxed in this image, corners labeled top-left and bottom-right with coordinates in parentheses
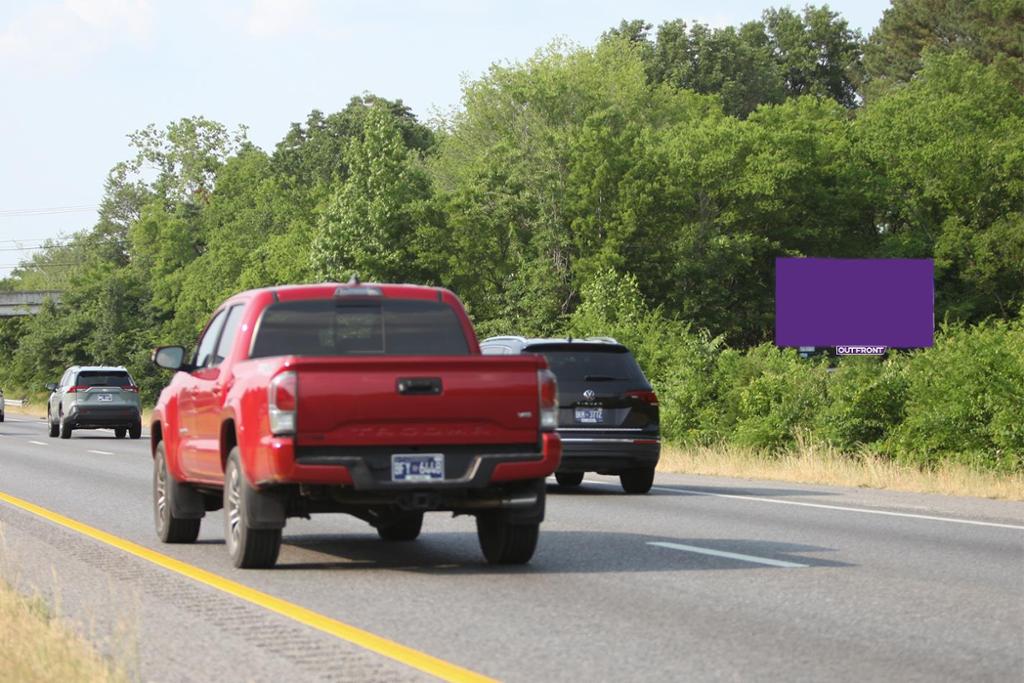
top-left (376, 512), bottom-right (423, 541)
top-left (224, 449), bottom-right (281, 569)
top-left (129, 421), bottom-right (142, 440)
top-left (154, 443), bottom-right (201, 543)
top-left (48, 409), bottom-right (59, 437)
top-left (115, 427), bottom-right (127, 439)
top-left (476, 513), bottom-right (539, 564)
top-left (555, 472), bottom-right (584, 488)
top-left (619, 466), bottom-right (655, 494)
top-left (59, 413), bottom-right (73, 439)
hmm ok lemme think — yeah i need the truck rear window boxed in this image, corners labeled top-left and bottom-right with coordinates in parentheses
top-left (250, 299), bottom-right (470, 357)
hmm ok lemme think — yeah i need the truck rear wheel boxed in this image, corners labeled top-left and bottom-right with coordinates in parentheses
top-left (224, 449), bottom-right (281, 569)
top-left (154, 444), bottom-right (201, 543)
top-left (376, 512), bottom-right (423, 541)
top-left (476, 513), bottom-right (539, 564)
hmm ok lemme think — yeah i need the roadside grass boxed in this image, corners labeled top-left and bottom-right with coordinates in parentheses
top-left (658, 441), bottom-right (1024, 501)
top-left (6, 402), bottom-right (154, 427)
top-left (11, 401), bottom-right (1019, 500)
top-left (0, 576), bottom-right (127, 683)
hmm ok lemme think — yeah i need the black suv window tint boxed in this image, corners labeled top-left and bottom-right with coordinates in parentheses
top-left (213, 305), bottom-right (245, 366)
top-left (194, 309), bottom-right (228, 368)
top-left (528, 348), bottom-right (647, 384)
top-left (76, 371), bottom-right (134, 388)
top-left (251, 299), bottom-right (469, 358)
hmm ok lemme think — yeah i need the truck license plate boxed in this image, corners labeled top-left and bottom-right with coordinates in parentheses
top-left (391, 454), bottom-right (445, 482)
top-left (574, 407), bottom-right (604, 424)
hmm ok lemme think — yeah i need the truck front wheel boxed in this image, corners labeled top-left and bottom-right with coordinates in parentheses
top-left (476, 513), bottom-right (539, 564)
top-left (154, 443), bottom-right (201, 543)
top-left (224, 449), bottom-right (282, 569)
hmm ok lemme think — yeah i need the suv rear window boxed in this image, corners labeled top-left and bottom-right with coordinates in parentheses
top-left (525, 346), bottom-right (647, 384)
top-left (76, 371), bottom-right (134, 388)
top-left (251, 299), bottom-right (470, 358)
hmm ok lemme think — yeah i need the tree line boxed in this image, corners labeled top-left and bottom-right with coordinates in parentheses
top-left (1, 1), bottom-right (1021, 468)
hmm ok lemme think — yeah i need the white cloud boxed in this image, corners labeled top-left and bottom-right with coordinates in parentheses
top-left (245, 0), bottom-right (317, 38)
top-left (0, 0), bottom-right (154, 72)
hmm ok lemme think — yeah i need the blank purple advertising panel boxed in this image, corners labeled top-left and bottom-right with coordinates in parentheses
top-left (775, 258), bottom-right (934, 348)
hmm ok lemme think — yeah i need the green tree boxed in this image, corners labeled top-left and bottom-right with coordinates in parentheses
top-left (311, 105), bottom-right (436, 282)
top-left (864, 0), bottom-right (1024, 96)
top-left (856, 50), bottom-right (1024, 321)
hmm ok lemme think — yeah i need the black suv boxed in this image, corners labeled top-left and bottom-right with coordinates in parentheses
top-left (480, 336), bottom-right (660, 493)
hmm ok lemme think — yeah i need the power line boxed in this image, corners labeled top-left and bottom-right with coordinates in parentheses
top-left (0, 204), bottom-right (98, 217)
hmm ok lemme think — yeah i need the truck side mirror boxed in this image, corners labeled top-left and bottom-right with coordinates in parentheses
top-left (153, 346), bottom-right (187, 371)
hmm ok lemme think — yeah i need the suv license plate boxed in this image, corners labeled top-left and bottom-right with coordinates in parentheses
top-left (391, 454), bottom-right (445, 482)
top-left (574, 407), bottom-right (604, 424)
top-left (96, 393), bottom-right (113, 402)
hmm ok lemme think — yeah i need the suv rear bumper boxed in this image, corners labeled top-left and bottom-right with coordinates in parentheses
top-left (68, 405), bottom-right (141, 429)
top-left (557, 435), bottom-right (660, 473)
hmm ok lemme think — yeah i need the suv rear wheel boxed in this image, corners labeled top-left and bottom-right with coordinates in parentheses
top-left (555, 472), bottom-right (584, 488)
top-left (129, 421), bottom-right (142, 440)
top-left (620, 466), bottom-right (655, 494)
top-left (115, 427), bottom-right (127, 439)
top-left (59, 412), bottom-right (73, 439)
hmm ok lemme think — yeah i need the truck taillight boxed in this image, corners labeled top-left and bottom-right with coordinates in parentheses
top-left (538, 368), bottom-right (558, 431)
top-left (268, 371), bottom-right (297, 435)
top-left (625, 390), bottom-right (658, 406)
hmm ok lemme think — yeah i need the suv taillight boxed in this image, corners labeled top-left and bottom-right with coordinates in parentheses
top-left (268, 371), bottom-right (297, 435)
top-left (124, 385), bottom-right (139, 393)
top-left (66, 385), bottom-right (87, 393)
top-left (538, 368), bottom-right (558, 431)
top-left (625, 390), bottom-right (658, 406)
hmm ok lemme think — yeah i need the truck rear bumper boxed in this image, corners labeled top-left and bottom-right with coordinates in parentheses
top-left (251, 432), bottom-right (562, 489)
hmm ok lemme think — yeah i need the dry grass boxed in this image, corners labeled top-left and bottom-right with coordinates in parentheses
top-left (0, 578), bottom-right (126, 683)
top-left (6, 402), bottom-right (154, 425)
top-left (658, 440), bottom-right (1024, 501)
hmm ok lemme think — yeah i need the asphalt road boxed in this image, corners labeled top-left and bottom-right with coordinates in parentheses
top-left (1, 412), bottom-right (1022, 682)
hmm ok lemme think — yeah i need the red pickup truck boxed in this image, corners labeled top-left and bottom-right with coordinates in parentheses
top-left (150, 281), bottom-right (561, 568)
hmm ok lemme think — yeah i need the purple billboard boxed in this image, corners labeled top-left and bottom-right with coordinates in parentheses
top-left (775, 258), bottom-right (934, 349)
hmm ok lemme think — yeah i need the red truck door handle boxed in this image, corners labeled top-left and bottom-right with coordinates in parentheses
top-left (396, 378), bottom-right (442, 395)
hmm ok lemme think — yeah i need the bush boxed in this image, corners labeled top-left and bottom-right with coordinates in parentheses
top-left (814, 356), bottom-right (909, 452)
top-left (890, 320), bottom-right (1024, 472)
top-left (709, 344), bottom-right (828, 451)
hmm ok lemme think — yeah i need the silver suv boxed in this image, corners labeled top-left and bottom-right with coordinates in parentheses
top-left (0, 387), bottom-right (5, 422)
top-left (46, 366), bottom-right (142, 439)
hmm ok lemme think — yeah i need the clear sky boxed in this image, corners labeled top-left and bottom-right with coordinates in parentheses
top-left (0, 0), bottom-right (892, 276)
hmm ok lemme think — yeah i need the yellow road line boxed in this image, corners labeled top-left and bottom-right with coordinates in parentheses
top-left (0, 490), bottom-right (495, 683)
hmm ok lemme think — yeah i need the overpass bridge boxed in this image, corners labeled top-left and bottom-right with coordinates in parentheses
top-left (0, 291), bottom-right (61, 316)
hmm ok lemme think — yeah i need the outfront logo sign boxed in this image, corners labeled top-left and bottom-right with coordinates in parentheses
top-left (836, 345), bottom-right (887, 356)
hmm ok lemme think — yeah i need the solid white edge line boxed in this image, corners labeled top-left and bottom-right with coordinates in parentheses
top-left (581, 479), bottom-right (1024, 531)
top-left (88, 450), bottom-right (115, 456)
top-left (647, 541), bottom-right (808, 568)
top-left (27, 440), bottom-right (47, 446)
